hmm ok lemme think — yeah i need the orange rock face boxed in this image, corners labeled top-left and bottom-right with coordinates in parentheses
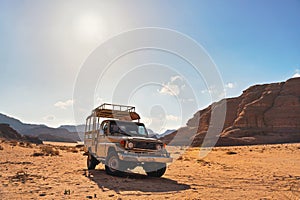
top-left (162, 77), bottom-right (300, 146)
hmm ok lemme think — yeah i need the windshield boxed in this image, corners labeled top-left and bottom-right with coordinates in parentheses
top-left (110, 121), bottom-right (148, 137)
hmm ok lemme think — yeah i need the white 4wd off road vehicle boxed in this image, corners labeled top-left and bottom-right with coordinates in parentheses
top-left (84, 103), bottom-right (172, 177)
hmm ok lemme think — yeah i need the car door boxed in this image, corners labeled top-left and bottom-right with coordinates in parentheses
top-left (97, 121), bottom-right (108, 158)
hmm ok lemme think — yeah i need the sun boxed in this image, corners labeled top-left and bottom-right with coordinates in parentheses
top-left (74, 13), bottom-right (105, 42)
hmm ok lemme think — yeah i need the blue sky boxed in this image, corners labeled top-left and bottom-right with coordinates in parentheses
top-left (0, 0), bottom-right (299, 132)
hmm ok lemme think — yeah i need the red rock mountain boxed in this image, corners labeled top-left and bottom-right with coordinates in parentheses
top-left (162, 77), bottom-right (300, 146)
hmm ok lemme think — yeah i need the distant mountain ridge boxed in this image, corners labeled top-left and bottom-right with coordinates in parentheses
top-left (59, 125), bottom-right (86, 133)
top-left (158, 129), bottom-right (176, 138)
top-left (0, 113), bottom-right (173, 142)
top-left (0, 113), bottom-right (82, 142)
top-left (0, 123), bottom-right (42, 144)
top-left (0, 113), bottom-right (46, 133)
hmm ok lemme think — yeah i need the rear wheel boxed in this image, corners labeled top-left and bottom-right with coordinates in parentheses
top-left (87, 153), bottom-right (98, 170)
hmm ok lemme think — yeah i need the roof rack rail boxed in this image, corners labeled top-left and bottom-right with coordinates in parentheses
top-left (89, 103), bottom-right (140, 121)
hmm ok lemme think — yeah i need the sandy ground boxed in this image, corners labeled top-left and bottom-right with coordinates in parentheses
top-left (0, 140), bottom-right (299, 200)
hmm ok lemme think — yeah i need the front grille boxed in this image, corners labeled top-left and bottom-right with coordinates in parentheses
top-left (133, 141), bottom-right (157, 150)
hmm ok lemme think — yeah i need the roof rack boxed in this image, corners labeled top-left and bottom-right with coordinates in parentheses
top-left (89, 103), bottom-right (140, 121)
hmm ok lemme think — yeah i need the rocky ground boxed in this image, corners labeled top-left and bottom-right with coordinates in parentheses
top-left (0, 140), bottom-right (300, 200)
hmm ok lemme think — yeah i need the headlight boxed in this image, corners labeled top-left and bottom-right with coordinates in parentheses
top-left (156, 144), bottom-right (162, 150)
top-left (127, 142), bottom-right (134, 149)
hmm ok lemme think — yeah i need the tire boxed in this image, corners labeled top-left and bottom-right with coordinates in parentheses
top-left (87, 153), bottom-right (98, 170)
top-left (105, 151), bottom-right (123, 176)
top-left (144, 163), bottom-right (167, 177)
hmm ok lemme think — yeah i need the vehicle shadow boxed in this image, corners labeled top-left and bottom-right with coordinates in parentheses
top-left (86, 168), bottom-right (190, 193)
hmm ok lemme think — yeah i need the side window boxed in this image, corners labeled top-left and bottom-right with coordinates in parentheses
top-left (85, 118), bottom-right (92, 139)
top-left (89, 118), bottom-right (92, 132)
top-left (102, 122), bottom-right (108, 135)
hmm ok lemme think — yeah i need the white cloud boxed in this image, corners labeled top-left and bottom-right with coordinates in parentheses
top-left (170, 75), bottom-right (183, 82)
top-left (225, 82), bottom-right (236, 89)
top-left (181, 98), bottom-right (195, 103)
top-left (142, 117), bottom-right (152, 126)
top-left (166, 114), bottom-right (180, 121)
top-left (201, 85), bottom-right (215, 94)
top-left (95, 96), bottom-right (104, 105)
top-left (158, 76), bottom-right (185, 96)
top-left (158, 84), bottom-right (180, 96)
top-left (42, 115), bottom-right (56, 121)
top-left (54, 99), bottom-right (74, 109)
top-left (292, 69), bottom-right (300, 78)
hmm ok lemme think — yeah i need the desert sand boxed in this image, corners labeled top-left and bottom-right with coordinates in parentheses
top-left (0, 140), bottom-right (299, 200)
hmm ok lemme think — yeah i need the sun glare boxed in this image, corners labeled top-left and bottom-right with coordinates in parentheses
top-left (74, 13), bottom-right (105, 42)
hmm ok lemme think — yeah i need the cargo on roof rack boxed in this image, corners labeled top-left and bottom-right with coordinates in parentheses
top-left (88, 103), bottom-right (140, 121)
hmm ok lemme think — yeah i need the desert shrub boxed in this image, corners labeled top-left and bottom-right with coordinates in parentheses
top-left (19, 142), bottom-right (25, 147)
top-left (32, 146), bottom-right (60, 156)
top-left (64, 189), bottom-right (71, 195)
top-left (10, 141), bottom-right (18, 146)
top-left (75, 144), bottom-right (84, 148)
top-left (25, 142), bottom-right (34, 148)
top-left (10, 171), bottom-right (28, 183)
top-left (65, 147), bottom-right (78, 153)
top-left (226, 151), bottom-right (237, 155)
top-left (184, 157), bottom-right (191, 161)
top-left (70, 148), bottom-right (78, 153)
top-left (0, 145), bottom-right (3, 150)
top-left (32, 152), bottom-right (44, 157)
top-left (75, 144), bottom-right (85, 152)
top-left (41, 146), bottom-right (59, 156)
top-left (197, 159), bottom-right (210, 165)
top-left (58, 146), bottom-right (69, 151)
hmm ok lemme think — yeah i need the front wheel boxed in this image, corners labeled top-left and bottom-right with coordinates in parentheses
top-left (105, 151), bottom-right (123, 176)
top-left (144, 163), bottom-right (167, 177)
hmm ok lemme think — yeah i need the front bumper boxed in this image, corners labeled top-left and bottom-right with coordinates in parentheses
top-left (118, 152), bottom-right (173, 163)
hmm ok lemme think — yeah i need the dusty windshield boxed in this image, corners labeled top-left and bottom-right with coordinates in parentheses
top-left (110, 121), bottom-right (148, 137)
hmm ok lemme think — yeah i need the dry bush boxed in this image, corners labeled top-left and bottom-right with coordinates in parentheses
top-left (9, 140), bottom-right (18, 146)
top-left (58, 146), bottom-right (78, 153)
top-left (58, 146), bottom-right (69, 151)
top-left (226, 151), bottom-right (238, 155)
top-left (197, 159), bottom-right (211, 166)
top-left (19, 142), bottom-right (25, 147)
top-left (25, 142), bottom-right (34, 148)
top-left (10, 171), bottom-right (28, 183)
top-left (32, 152), bottom-right (44, 157)
top-left (184, 157), bottom-right (191, 161)
top-left (32, 145), bottom-right (60, 156)
top-left (41, 146), bottom-right (60, 156)
top-left (75, 144), bottom-right (85, 152)
top-left (68, 148), bottom-right (78, 153)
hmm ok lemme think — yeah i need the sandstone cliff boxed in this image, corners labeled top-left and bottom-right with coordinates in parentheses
top-left (162, 77), bottom-right (300, 146)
